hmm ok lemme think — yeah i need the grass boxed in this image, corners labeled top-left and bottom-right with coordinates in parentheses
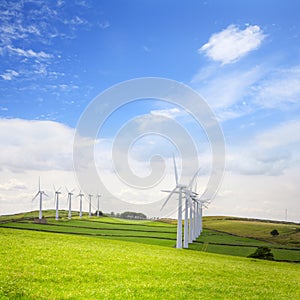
top-left (1, 211), bottom-right (299, 262)
top-left (0, 227), bottom-right (299, 300)
top-left (203, 216), bottom-right (300, 247)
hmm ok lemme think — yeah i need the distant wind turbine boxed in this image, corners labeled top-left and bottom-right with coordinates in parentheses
top-left (32, 177), bottom-right (48, 220)
top-left (96, 194), bottom-right (101, 217)
top-left (66, 187), bottom-right (75, 219)
top-left (77, 191), bottom-right (84, 218)
top-left (53, 185), bottom-right (62, 221)
top-left (88, 194), bottom-right (93, 217)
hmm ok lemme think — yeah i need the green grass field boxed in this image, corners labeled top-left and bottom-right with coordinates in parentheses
top-left (1, 211), bottom-right (300, 262)
top-left (1, 227), bottom-right (300, 300)
top-left (0, 211), bottom-right (300, 299)
top-left (203, 216), bottom-right (300, 247)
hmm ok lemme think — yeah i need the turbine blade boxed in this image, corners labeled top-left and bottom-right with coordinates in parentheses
top-left (43, 192), bottom-right (49, 198)
top-left (160, 187), bottom-right (177, 211)
top-left (172, 153), bottom-right (178, 185)
top-left (32, 191), bottom-right (39, 201)
top-left (38, 177), bottom-right (41, 191)
top-left (188, 167), bottom-right (201, 189)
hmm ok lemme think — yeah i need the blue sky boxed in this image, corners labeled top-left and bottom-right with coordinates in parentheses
top-left (1, 0), bottom-right (300, 221)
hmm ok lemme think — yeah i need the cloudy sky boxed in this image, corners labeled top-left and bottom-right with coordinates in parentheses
top-left (1, 0), bottom-right (300, 222)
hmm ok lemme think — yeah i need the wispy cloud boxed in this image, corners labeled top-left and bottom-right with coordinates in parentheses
top-left (192, 61), bottom-right (300, 122)
top-left (228, 119), bottom-right (300, 176)
top-left (98, 21), bottom-right (110, 29)
top-left (0, 69), bottom-right (19, 80)
top-left (7, 45), bottom-right (53, 59)
top-left (199, 24), bottom-right (266, 65)
top-left (253, 67), bottom-right (300, 109)
top-left (150, 108), bottom-right (184, 119)
top-left (0, 179), bottom-right (27, 191)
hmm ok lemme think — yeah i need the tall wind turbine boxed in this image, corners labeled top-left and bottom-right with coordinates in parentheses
top-left (184, 171), bottom-right (200, 247)
top-left (32, 177), bottom-right (48, 220)
top-left (77, 191), bottom-right (84, 218)
top-left (66, 187), bottom-right (75, 219)
top-left (88, 194), bottom-right (93, 217)
top-left (161, 154), bottom-right (186, 249)
top-left (53, 186), bottom-right (61, 221)
top-left (96, 194), bottom-right (101, 217)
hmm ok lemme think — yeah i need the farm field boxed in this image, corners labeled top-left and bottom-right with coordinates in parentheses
top-left (1, 211), bottom-right (300, 262)
top-left (0, 227), bottom-right (300, 300)
top-left (203, 216), bottom-right (300, 247)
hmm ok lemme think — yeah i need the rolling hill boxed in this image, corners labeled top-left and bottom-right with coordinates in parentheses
top-left (0, 211), bottom-right (299, 299)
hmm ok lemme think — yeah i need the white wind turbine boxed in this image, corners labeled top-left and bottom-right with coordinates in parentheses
top-left (53, 186), bottom-right (61, 221)
top-left (192, 180), bottom-right (210, 239)
top-left (161, 155), bottom-right (187, 249)
top-left (96, 194), bottom-right (101, 217)
top-left (184, 171), bottom-right (200, 247)
top-left (32, 177), bottom-right (48, 220)
top-left (77, 191), bottom-right (84, 218)
top-left (88, 194), bottom-right (93, 217)
top-left (66, 187), bottom-right (75, 219)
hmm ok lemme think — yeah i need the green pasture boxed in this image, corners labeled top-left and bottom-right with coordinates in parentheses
top-left (0, 211), bottom-right (300, 262)
top-left (203, 216), bottom-right (300, 247)
top-left (0, 227), bottom-right (299, 300)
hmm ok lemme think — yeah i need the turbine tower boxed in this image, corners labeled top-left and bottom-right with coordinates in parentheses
top-left (53, 186), bottom-right (61, 221)
top-left (96, 194), bottom-right (101, 217)
top-left (88, 194), bottom-right (93, 217)
top-left (77, 191), bottom-right (84, 218)
top-left (161, 154), bottom-right (186, 249)
top-left (32, 177), bottom-right (48, 220)
top-left (66, 187), bottom-right (75, 219)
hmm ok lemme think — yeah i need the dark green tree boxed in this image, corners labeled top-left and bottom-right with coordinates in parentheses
top-left (270, 229), bottom-right (279, 236)
top-left (248, 246), bottom-right (274, 260)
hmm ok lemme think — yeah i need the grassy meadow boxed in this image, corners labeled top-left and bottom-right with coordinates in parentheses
top-left (0, 212), bottom-right (299, 299)
top-left (1, 227), bottom-right (300, 300)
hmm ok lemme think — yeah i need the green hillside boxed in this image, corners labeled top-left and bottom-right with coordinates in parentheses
top-left (203, 216), bottom-right (300, 247)
top-left (0, 211), bottom-right (299, 262)
top-left (1, 227), bottom-right (299, 300)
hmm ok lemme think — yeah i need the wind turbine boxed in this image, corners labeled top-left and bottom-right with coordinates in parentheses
top-left (192, 180), bottom-right (210, 239)
top-left (88, 194), bottom-right (93, 217)
top-left (184, 171), bottom-right (200, 246)
top-left (96, 194), bottom-right (101, 217)
top-left (161, 155), bottom-right (186, 249)
top-left (66, 187), bottom-right (75, 219)
top-left (77, 191), bottom-right (84, 218)
top-left (32, 177), bottom-right (48, 220)
top-left (53, 185), bottom-right (61, 221)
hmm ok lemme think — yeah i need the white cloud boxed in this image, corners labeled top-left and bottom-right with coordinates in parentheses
top-left (199, 24), bottom-right (266, 65)
top-left (255, 119), bottom-right (300, 148)
top-left (7, 45), bottom-right (53, 59)
top-left (150, 108), bottom-right (184, 119)
top-left (191, 64), bottom-right (266, 118)
top-left (98, 21), bottom-right (110, 29)
top-left (253, 67), bottom-right (300, 109)
top-left (208, 169), bottom-right (300, 223)
top-left (0, 69), bottom-right (19, 80)
top-left (227, 119), bottom-right (300, 176)
top-left (0, 118), bottom-right (74, 172)
top-left (0, 178), bottom-right (27, 191)
top-left (192, 62), bottom-right (300, 121)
